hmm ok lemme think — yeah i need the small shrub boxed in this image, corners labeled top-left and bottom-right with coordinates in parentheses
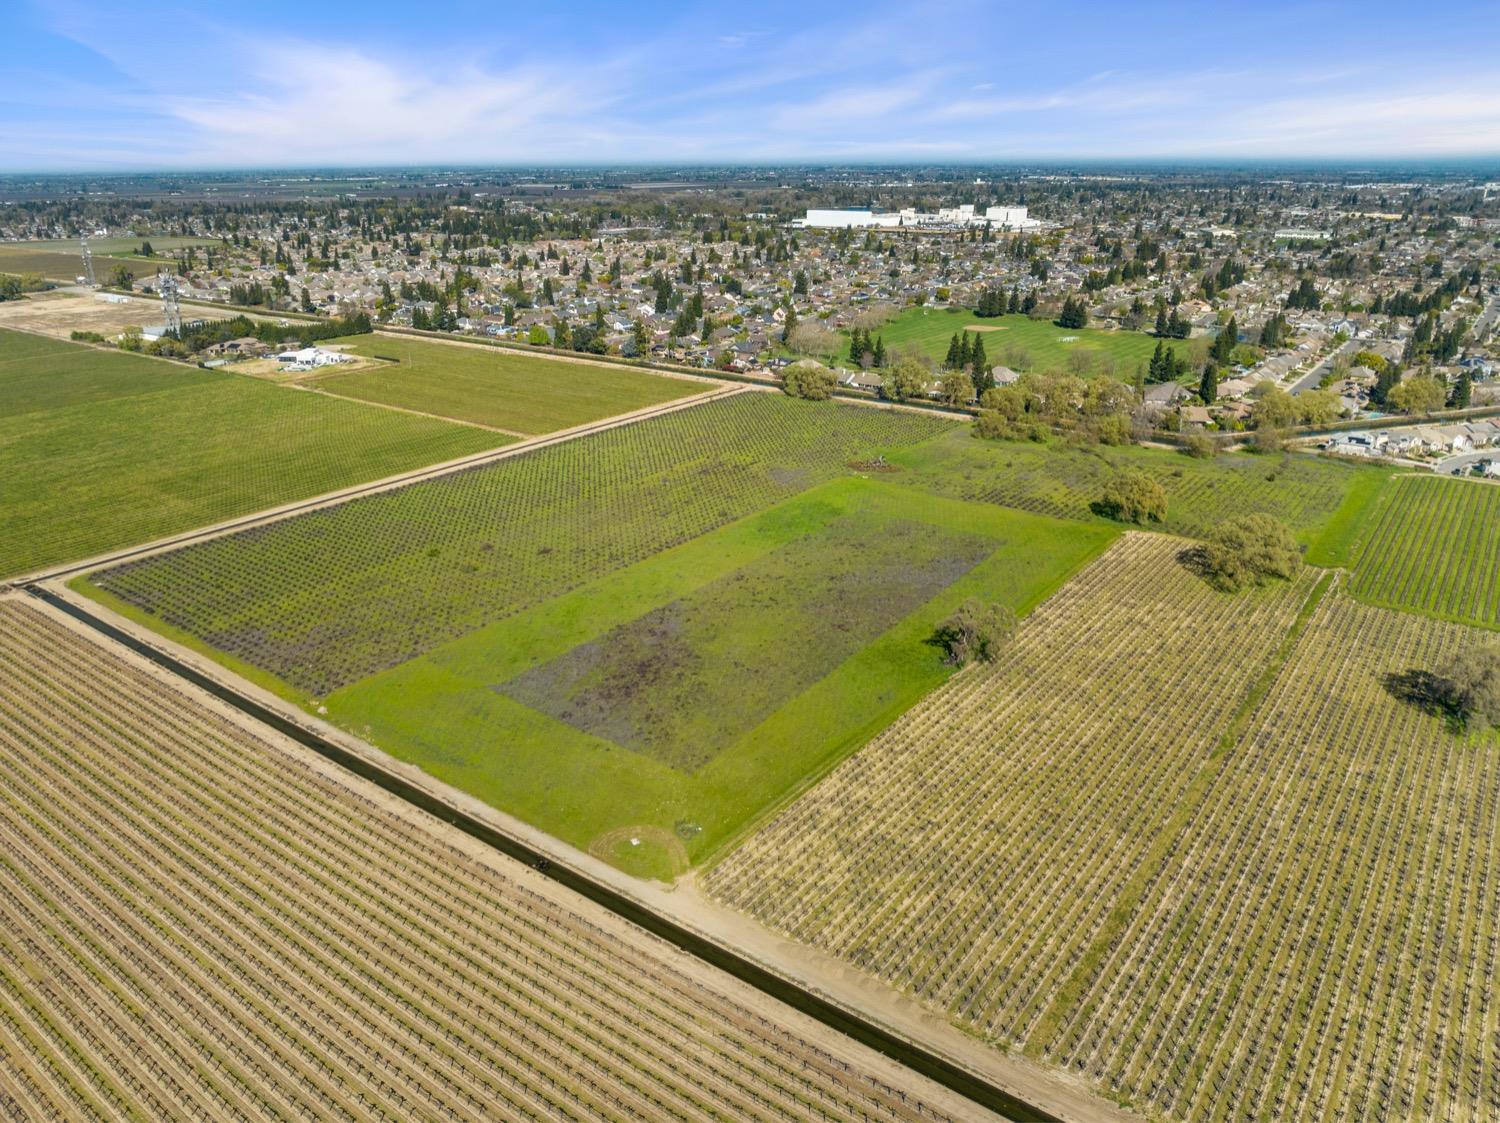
top-left (1184, 433), bottom-right (1216, 459)
top-left (932, 599), bottom-right (1017, 666)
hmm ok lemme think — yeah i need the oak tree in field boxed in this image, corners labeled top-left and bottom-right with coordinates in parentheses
top-left (1197, 513), bottom-right (1301, 592)
top-left (1438, 646), bottom-right (1500, 730)
top-left (1095, 470), bottom-right (1167, 524)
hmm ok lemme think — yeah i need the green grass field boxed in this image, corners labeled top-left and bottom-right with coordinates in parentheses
top-left (0, 329), bottom-right (504, 576)
top-left (1347, 473), bottom-right (1500, 627)
top-left (497, 506), bottom-right (995, 772)
top-left (886, 427), bottom-right (1389, 547)
top-left (310, 335), bottom-right (702, 433)
top-left (0, 246), bottom-right (172, 281)
top-left (7, 236), bottom-right (218, 255)
top-left (865, 306), bottom-right (1193, 377)
top-left (324, 481), bottom-right (1113, 876)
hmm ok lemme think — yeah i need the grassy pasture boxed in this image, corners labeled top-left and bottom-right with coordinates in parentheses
top-left (325, 481), bottom-right (1113, 874)
top-left (311, 334), bottom-right (702, 433)
top-left (497, 509), bottom-right (995, 772)
top-left (0, 328), bottom-right (503, 577)
top-left (866, 306), bottom-right (1191, 376)
top-left (886, 426), bottom-right (1388, 547)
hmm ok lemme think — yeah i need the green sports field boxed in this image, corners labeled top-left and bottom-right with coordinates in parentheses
top-left (0, 329), bottom-right (504, 577)
top-left (868, 306), bottom-right (1193, 376)
top-left (311, 334), bottom-right (703, 433)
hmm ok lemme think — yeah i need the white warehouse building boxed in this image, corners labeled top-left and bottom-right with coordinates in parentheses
top-left (796, 204), bottom-right (1038, 231)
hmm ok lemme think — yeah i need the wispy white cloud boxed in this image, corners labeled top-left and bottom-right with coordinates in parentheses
top-left (157, 43), bottom-right (617, 165)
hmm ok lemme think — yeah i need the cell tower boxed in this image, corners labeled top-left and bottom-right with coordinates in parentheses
top-left (158, 270), bottom-right (182, 338)
top-left (80, 236), bottom-right (97, 287)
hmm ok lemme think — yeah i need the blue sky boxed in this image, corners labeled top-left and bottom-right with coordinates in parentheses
top-left (4, 0), bottom-right (1499, 171)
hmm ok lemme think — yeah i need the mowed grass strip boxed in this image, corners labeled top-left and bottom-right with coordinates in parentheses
top-left (324, 480), bottom-right (1114, 874)
top-left (311, 334), bottom-right (702, 433)
top-left (0, 331), bottom-right (504, 577)
top-left (89, 394), bottom-right (955, 697)
top-left (867, 306), bottom-right (1191, 376)
top-left (1348, 473), bottom-right (1500, 627)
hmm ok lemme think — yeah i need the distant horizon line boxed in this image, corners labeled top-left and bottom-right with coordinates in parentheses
top-left (4, 155), bottom-right (1500, 179)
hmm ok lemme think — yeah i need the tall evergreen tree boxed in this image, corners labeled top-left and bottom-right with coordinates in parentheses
top-left (1453, 367), bottom-right (1473, 409)
top-left (1199, 363), bottom-right (1218, 405)
top-left (1213, 316), bottom-right (1238, 365)
top-left (945, 332), bottom-right (963, 369)
top-left (1148, 340), bottom-right (1167, 382)
top-left (872, 336), bottom-right (886, 368)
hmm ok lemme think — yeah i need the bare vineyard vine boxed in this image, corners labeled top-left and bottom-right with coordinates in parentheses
top-left (0, 598), bottom-right (961, 1123)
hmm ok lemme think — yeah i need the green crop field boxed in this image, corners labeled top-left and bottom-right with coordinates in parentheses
top-left (864, 306), bottom-right (1192, 376)
top-left (886, 426), bottom-right (1388, 547)
top-left (81, 395), bottom-right (1122, 874)
top-left (1347, 473), bottom-right (1500, 627)
top-left (311, 334), bottom-right (703, 433)
top-left (87, 393), bottom-right (956, 697)
top-left (316, 482), bottom-right (1110, 876)
top-left (0, 329), bottom-right (504, 577)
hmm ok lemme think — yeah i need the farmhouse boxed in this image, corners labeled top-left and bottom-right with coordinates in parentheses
top-left (275, 345), bottom-right (354, 370)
